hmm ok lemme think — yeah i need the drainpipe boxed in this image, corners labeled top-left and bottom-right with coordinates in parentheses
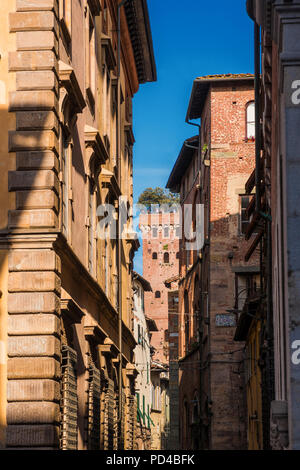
top-left (254, 22), bottom-right (261, 213)
top-left (117, 0), bottom-right (133, 443)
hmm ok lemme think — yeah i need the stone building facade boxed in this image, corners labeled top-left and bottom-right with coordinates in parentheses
top-left (245, 0), bottom-right (300, 450)
top-left (167, 74), bottom-right (259, 450)
top-left (0, 0), bottom-right (156, 449)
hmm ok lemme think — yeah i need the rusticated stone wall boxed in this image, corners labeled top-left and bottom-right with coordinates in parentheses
top-left (6, 0), bottom-right (61, 449)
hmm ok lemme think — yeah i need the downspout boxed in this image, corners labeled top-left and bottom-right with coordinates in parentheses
top-left (117, 0), bottom-right (133, 441)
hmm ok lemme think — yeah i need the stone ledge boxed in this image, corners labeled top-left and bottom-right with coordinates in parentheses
top-left (16, 0), bottom-right (58, 13)
top-left (8, 250), bottom-right (61, 273)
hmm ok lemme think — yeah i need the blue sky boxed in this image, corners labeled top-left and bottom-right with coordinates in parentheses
top-left (132, 0), bottom-right (254, 274)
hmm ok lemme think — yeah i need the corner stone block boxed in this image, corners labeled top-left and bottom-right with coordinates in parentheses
top-left (8, 169), bottom-right (59, 192)
top-left (16, 110), bottom-right (58, 133)
top-left (8, 209), bottom-right (58, 229)
top-left (16, 71), bottom-right (58, 93)
top-left (7, 357), bottom-right (60, 379)
top-left (16, 151), bottom-right (59, 172)
top-left (6, 425), bottom-right (59, 447)
top-left (7, 379), bottom-right (60, 402)
top-left (8, 292), bottom-right (60, 314)
top-left (8, 51), bottom-right (57, 72)
top-left (8, 335), bottom-right (60, 357)
top-left (9, 11), bottom-right (56, 32)
top-left (16, 0), bottom-right (58, 13)
top-left (9, 90), bottom-right (57, 112)
top-left (8, 271), bottom-right (60, 293)
top-left (16, 189), bottom-right (59, 212)
top-left (16, 31), bottom-right (58, 53)
top-left (8, 130), bottom-right (58, 152)
top-left (8, 250), bottom-right (61, 272)
top-left (7, 402), bottom-right (60, 425)
top-left (8, 314), bottom-right (60, 336)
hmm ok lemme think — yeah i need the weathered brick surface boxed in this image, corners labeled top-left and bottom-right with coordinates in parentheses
top-left (140, 212), bottom-right (179, 364)
top-left (8, 250), bottom-right (60, 272)
top-left (7, 402), bottom-right (60, 424)
top-left (8, 357), bottom-right (60, 379)
top-left (6, 425), bottom-right (59, 447)
top-left (8, 292), bottom-right (60, 313)
top-left (8, 314), bottom-right (60, 336)
top-left (7, 379), bottom-right (60, 402)
top-left (8, 335), bottom-right (60, 357)
top-left (16, 0), bottom-right (58, 12)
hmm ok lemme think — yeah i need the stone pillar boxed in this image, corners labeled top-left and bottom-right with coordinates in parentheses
top-left (6, 0), bottom-right (61, 449)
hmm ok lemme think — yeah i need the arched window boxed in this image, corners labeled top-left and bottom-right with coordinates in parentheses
top-left (246, 102), bottom-right (255, 139)
top-left (152, 252), bottom-right (157, 260)
top-left (155, 291), bottom-right (161, 299)
top-left (163, 252), bottom-right (169, 264)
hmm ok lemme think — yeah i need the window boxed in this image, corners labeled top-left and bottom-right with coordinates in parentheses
top-left (163, 252), bottom-right (169, 264)
top-left (152, 252), bottom-right (157, 260)
top-left (164, 226), bottom-right (169, 238)
top-left (155, 291), bottom-right (161, 299)
top-left (175, 225), bottom-right (181, 239)
top-left (246, 102), bottom-right (255, 139)
top-left (176, 252), bottom-right (180, 259)
top-left (152, 227), bottom-right (158, 238)
top-left (240, 195), bottom-right (251, 235)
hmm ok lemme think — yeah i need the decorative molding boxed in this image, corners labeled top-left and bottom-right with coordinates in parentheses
top-left (98, 338), bottom-right (119, 359)
top-left (58, 60), bottom-right (86, 114)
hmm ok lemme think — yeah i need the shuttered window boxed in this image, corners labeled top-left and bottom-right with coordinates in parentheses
top-left (88, 362), bottom-right (101, 449)
top-left (60, 345), bottom-right (78, 450)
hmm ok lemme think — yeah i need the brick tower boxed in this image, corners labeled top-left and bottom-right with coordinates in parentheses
top-left (140, 211), bottom-right (179, 365)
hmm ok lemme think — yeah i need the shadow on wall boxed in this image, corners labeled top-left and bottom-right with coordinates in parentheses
top-left (0, 99), bottom-right (90, 448)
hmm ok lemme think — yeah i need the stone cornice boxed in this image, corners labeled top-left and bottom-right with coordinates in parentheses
top-left (59, 60), bottom-right (86, 114)
top-left (100, 168), bottom-right (121, 199)
top-left (84, 325), bottom-right (107, 344)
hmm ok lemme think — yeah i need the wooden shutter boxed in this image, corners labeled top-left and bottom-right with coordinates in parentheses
top-left (60, 345), bottom-right (78, 450)
top-left (88, 362), bottom-right (101, 449)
